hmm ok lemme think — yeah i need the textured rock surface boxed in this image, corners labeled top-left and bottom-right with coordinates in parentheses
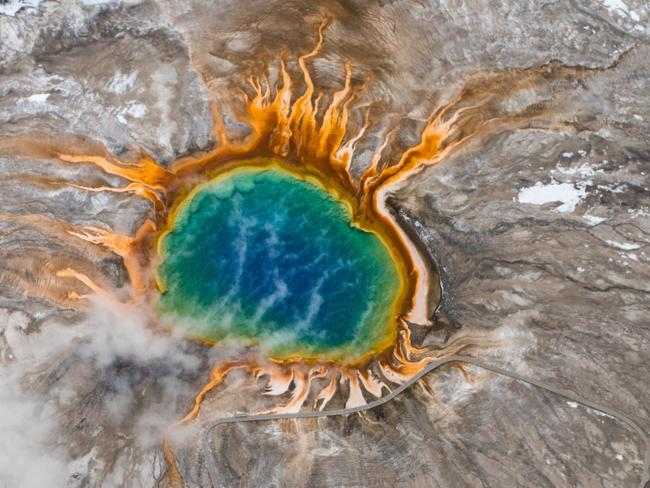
top-left (200, 367), bottom-right (645, 488)
top-left (0, 0), bottom-right (648, 487)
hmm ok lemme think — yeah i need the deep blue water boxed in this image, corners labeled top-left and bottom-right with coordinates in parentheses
top-left (157, 168), bottom-right (401, 360)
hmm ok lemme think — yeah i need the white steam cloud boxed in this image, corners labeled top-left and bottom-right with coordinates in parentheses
top-left (0, 295), bottom-right (218, 487)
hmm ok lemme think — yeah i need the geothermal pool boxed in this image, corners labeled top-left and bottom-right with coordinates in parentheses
top-left (156, 167), bottom-right (403, 362)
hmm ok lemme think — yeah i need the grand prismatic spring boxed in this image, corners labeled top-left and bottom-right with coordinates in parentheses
top-left (5, 26), bottom-right (460, 482)
top-left (2, 4), bottom-right (649, 487)
top-left (156, 167), bottom-right (403, 362)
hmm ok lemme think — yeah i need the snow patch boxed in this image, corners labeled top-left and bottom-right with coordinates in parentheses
top-left (80, 0), bottom-right (120, 5)
top-left (126, 102), bottom-right (147, 118)
top-left (117, 102), bottom-right (148, 123)
top-left (605, 240), bottom-right (640, 251)
top-left (107, 71), bottom-right (138, 95)
top-left (566, 401), bottom-right (615, 420)
top-left (602, 0), bottom-right (641, 22)
top-left (26, 93), bottom-right (49, 103)
top-left (598, 183), bottom-right (626, 194)
top-left (554, 163), bottom-right (600, 178)
top-left (594, 409), bottom-right (615, 420)
top-left (0, 0), bottom-right (42, 16)
top-left (628, 207), bottom-right (649, 218)
top-left (583, 214), bottom-right (606, 225)
top-left (517, 180), bottom-right (587, 213)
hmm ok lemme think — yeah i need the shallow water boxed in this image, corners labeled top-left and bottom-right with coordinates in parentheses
top-left (157, 168), bottom-right (402, 361)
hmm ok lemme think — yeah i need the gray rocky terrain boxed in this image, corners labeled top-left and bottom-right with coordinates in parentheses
top-left (0, 0), bottom-right (648, 487)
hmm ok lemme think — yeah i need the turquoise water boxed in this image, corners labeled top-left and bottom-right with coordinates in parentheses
top-left (157, 168), bottom-right (402, 361)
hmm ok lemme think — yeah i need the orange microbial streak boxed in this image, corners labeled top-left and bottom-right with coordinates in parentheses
top-left (162, 437), bottom-right (184, 488)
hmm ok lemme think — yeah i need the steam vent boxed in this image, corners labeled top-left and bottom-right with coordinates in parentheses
top-left (0, 1), bottom-right (649, 487)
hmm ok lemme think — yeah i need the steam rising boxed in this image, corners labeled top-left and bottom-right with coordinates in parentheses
top-left (0, 297), bottom-right (213, 487)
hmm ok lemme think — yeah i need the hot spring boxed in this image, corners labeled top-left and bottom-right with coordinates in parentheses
top-left (156, 166), bottom-right (404, 362)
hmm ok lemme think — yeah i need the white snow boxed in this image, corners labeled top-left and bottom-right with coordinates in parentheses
top-left (107, 71), bottom-right (138, 95)
top-left (605, 240), bottom-right (640, 251)
top-left (80, 0), bottom-right (120, 5)
top-left (555, 163), bottom-right (599, 178)
top-left (583, 214), bottom-right (606, 225)
top-left (566, 401), bottom-right (617, 420)
top-left (26, 93), bottom-right (49, 103)
top-left (116, 103), bottom-right (147, 124)
top-left (594, 409), bottom-right (615, 420)
top-left (598, 183), bottom-right (626, 194)
top-left (517, 180), bottom-right (587, 213)
top-left (0, 0), bottom-right (42, 16)
top-left (628, 207), bottom-right (649, 218)
top-left (126, 102), bottom-right (147, 118)
top-left (602, 0), bottom-right (641, 22)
